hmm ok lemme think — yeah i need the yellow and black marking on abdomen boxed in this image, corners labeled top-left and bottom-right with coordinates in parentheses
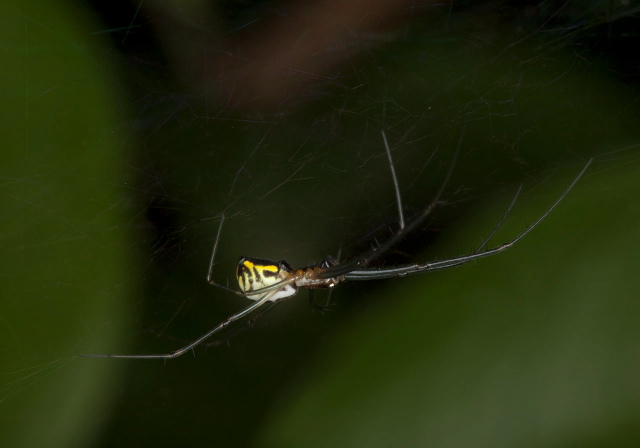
top-left (236, 256), bottom-right (297, 301)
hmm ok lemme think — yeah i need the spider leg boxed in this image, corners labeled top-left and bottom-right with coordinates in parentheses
top-left (201, 301), bottom-right (281, 349)
top-left (308, 289), bottom-right (335, 313)
top-left (382, 130), bottom-right (405, 230)
top-left (206, 214), bottom-right (242, 295)
top-left (348, 183), bottom-right (524, 275)
top-left (308, 290), bottom-right (320, 312)
top-left (475, 184), bottom-right (523, 253)
top-left (315, 247), bottom-right (341, 310)
top-left (322, 287), bottom-right (336, 310)
top-left (319, 122), bottom-right (467, 278)
top-left (344, 158), bottom-right (593, 281)
top-left (79, 282), bottom-right (290, 359)
top-left (423, 181), bottom-right (523, 272)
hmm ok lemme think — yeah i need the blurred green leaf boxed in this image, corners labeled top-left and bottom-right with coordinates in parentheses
top-left (260, 162), bottom-right (640, 448)
top-left (0, 2), bottom-right (131, 447)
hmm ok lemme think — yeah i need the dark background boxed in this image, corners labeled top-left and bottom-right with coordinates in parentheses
top-left (1, 1), bottom-right (640, 447)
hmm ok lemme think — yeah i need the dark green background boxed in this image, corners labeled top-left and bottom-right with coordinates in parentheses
top-left (1, 1), bottom-right (639, 447)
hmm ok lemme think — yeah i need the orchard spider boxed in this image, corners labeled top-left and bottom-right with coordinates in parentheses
top-left (82, 131), bottom-right (592, 359)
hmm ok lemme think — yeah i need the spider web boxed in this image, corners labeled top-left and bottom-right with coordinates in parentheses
top-left (2, 1), bottom-right (640, 447)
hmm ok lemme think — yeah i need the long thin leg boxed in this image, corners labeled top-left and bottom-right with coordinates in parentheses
top-left (201, 301), bottom-right (280, 349)
top-left (206, 214), bottom-right (241, 295)
top-left (80, 286), bottom-right (285, 359)
top-left (382, 130), bottom-right (405, 231)
top-left (475, 184), bottom-right (523, 253)
top-left (206, 213), bottom-right (225, 284)
top-left (355, 183), bottom-right (523, 275)
top-left (344, 158), bottom-right (592, 280)
top-left (319, 122), bottom-right (467, 278)
top-left (320, 247), bottom-right (342, 309)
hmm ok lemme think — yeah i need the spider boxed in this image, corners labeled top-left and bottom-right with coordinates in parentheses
top-left (81, 131), bottom-right (592, 360)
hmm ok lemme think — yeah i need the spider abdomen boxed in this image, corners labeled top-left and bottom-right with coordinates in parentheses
top-left (236, 256), bottom-right (297, 301)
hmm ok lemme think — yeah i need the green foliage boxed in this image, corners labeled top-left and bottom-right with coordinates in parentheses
top-left (0, 2), bottom-right (131, 447)
top-left (261, 164), bottom-right (640, 448)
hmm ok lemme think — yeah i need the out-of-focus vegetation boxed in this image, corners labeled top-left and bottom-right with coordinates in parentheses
top-left (1, 1), bottom-right (639, 447)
